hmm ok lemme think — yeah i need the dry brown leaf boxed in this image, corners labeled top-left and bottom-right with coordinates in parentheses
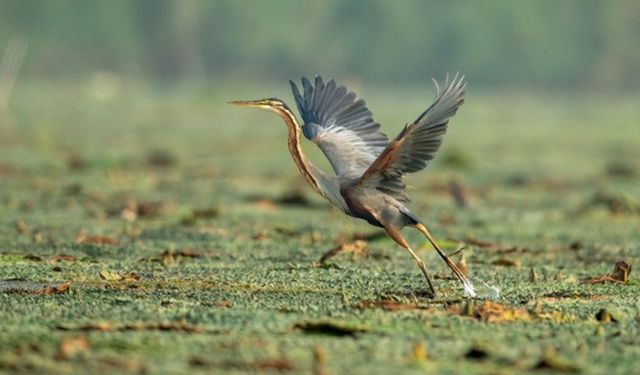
top-left (150, 249), bottom-right (206, 266)
top-left (277, 190), bottom-right (311, 206)
top-left (175, 248), bottom-right (203, 258)
top-left (456, 254), bottom-right (469, 277)
top-left (294, 321), bottom-right (369, 336)
top-left (532, 348), bottom-right (581, 372)
top-left (57, 322), bottom-right (112, 332)
top-left (95, 357), bottom-right (147, 373)
top-left (595, 308), bottom-right (617, 323)
top-left (464, 346), bottom-right (489, 361)
top-left (476, 301), bottom-right (530, 322)
top-left (77, 233), bottom-right (118, 245)
top-left (356, 299), bottom-right (431, 311)
top-left (57, 321), bottom-right (215, 334)
top-left (583, 261), bottom-right (632, 284)
top-left (56, 335), bottom-right (90, 360)
top-left (251, 199), bottom-right (278, 211)
top-left (190, 357), bottom-right (294, 372)
top-left (99, 270), bottom-right (141, 282)
top-left (454, 300), bottom-right (531, 322)
top-left (0, 278), bottom-right (70, 295)
top-left (491, 258), bottom-right (521, 267)
top-left (319, 240), bottom-right (368, 264)
top-left (215, 300), bottom-right (233, 308)
top-left (50, 254), bottom-right (77, 262)
top-left (610, 261), bottom-right (631, 282)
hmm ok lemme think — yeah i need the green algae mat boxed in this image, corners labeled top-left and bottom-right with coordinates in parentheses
top-left (1, 85), bottom-right (639, 374)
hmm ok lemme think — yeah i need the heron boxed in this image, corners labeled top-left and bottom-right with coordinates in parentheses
top-left (230, 73), bottom-right (476, 297)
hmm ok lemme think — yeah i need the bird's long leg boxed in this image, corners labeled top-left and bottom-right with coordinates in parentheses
top-left (383, 226), bottom-right (436, 296)
top-left (414, 223), bottom-right (476, 297)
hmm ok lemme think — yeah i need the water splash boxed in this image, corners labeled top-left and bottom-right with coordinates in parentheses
top-left (462, 279), bottom-right (477, 298)
top-left (480, 279), bottom-right (501, 298)
top-left (461, 276), bottom-right (500, 299)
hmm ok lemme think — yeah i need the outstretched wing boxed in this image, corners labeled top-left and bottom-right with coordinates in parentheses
top-left (290, 76), bottom-right (389, 180)
top-left (355, 73), bottom-right (466, 203)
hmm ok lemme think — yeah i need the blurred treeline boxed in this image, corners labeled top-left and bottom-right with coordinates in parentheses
top-left (1, 0), bottom-right (639, 88)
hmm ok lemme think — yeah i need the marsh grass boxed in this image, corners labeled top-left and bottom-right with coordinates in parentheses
top-left (1, 82), bottom-right (639, 374)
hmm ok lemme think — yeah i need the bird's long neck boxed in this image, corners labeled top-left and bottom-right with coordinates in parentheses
top-left (273, 106), bottom-right (321, 194)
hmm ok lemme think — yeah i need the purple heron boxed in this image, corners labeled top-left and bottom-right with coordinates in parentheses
top-left (231, 73), bottom-right (475, 297)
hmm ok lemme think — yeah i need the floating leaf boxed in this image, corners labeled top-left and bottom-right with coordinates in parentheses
top-left (77, 233), bottom-right (118, 245)
top-left (250, 198), bottom-right (278, 211)
top-left (99, 270), bottom-right (141, 282)
top-left (464, 346), bottom-right (489, 361)
top-left (277, 189), bottom-right (311, 206)
top-left (50, 254), bottom-right (77, 262)
top-left (181, 207), bottom-right (220, 225)
top-left (595, 308), bottom-right (617, 323)
top-left (583, 261), bottom-right (631, 284)
top-left (190, 357), bottom-right (294, 372)
top-left (294, 321), bottom-right (369, 336)
top-left (492, 258), bottom-right (521, 267)
top-left (57, 321), bottom-right (217, 334)
top-left (455, 301), bottom-right (531, 322)
top-left (117, 200), bottom-right (167, 221)
top-left (0, 278), bottom-right (70, 295)
top-left (532, 348), bottom-right (581, 372)
top-left (456, 254), bottom-right (469, 277)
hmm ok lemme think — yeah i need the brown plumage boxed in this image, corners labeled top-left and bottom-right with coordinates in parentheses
top-left (230, 73), bottom-right (476, 297)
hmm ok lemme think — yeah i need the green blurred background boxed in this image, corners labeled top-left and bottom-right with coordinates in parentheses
top-left (1, 2), bottom-right (640, 373)
top-left (1, 0), bottom-right (639, 206)
top-left (1, 0), bottom-right (639, 88)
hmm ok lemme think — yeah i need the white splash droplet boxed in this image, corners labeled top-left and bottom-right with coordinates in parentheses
top-left (478, 279), bottom-right (501, 299)
top-left (462, 279), bottom-right (477, 298)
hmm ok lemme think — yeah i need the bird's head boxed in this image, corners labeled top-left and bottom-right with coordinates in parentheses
top-left (229, 98), bottom-right (288, 113)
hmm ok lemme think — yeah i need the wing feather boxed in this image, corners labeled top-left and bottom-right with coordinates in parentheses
top-left (290, 76), bottom-right (389, 179)
top-left (356, 73), bottom-right (466, 202)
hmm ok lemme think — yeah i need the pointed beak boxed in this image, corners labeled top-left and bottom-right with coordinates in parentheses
top-left (228, 100), bottom-right (261, 107)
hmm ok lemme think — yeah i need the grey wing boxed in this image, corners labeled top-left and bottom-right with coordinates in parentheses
top-left (356, 73), bottom-right (466, 203)
top-left (290, 76), bottom-right (389, 180)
